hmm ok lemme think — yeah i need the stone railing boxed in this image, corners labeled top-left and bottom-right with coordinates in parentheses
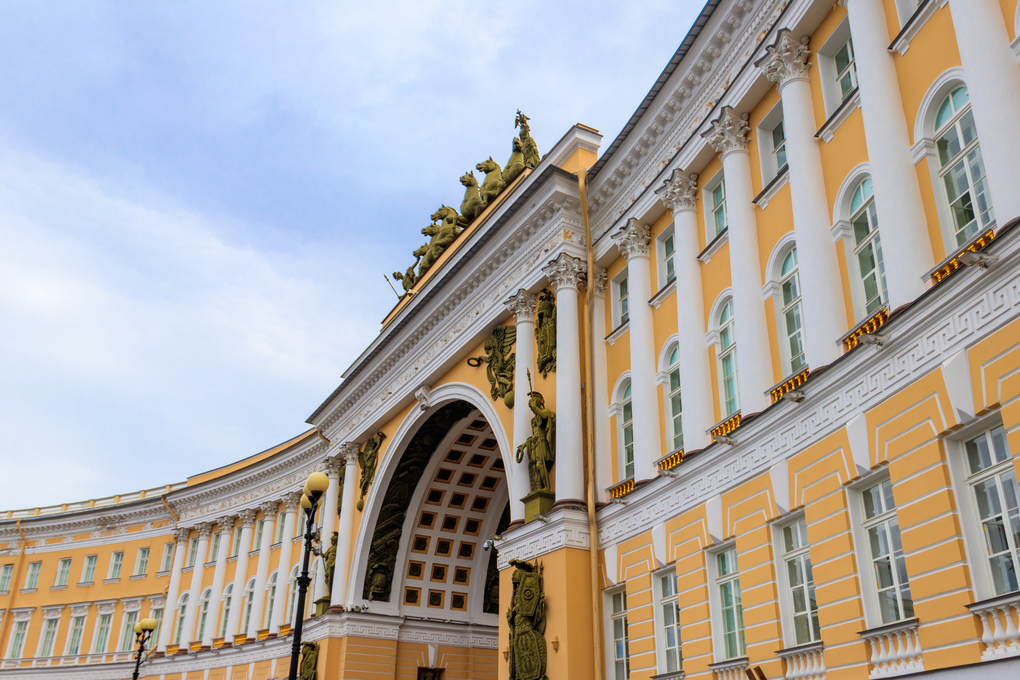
top-left (967, 591), bottom-right (1020, 661)
top-left (710, 656), bottom-right (749, 680)
top-left (651, 671), bottom-right (685, 680)
top-left (777, 641), bottom-right (825, 680)
top-left (859, 618), bottom-right (923, 678)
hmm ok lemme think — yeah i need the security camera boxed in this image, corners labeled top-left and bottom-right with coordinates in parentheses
top-left (483, 540), bottom-right (494, 552)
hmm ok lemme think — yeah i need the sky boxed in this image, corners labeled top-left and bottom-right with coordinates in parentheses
top-left (0, 0), bottom-right (705, 510)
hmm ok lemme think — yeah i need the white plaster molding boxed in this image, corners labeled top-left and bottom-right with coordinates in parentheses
top-left (504, 288), bottom-right (536, 323)
top-left (817, 89), bottom-right (861, 143)
top-left (651, 279), bottom-right (677, 311)
top-left (496, 508), bottom-right (591, 569)
top-left (756, 29), bottom-right (811, 86)
top-left (913, 67), bottom-right (967, 147)
top-left (889, 0), bottom-right (949, 55)
top-left (754, 168), bottom-right (789, 210)
top-left (702, 106), bottom-right (751, 156)
top-left (606, 320), bottom-right (629, 346)
top-left (656, 169), bottom-right (699, 213)
top-left (698, 230), bottom-right (729, 264)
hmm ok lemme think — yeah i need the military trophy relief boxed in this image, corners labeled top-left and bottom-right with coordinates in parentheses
top-left (387, 112), bottom-right (540, 300)
top-left (356, 431), bottom-right (386, 512)
top-left (299, 641), bottom-right (318, 680)
top-left (467, 325), bottom-right (517, 407)
top-left (507, 558), bottom-right (548, 680)
top-left (535, 289), bottom-right (556, 378)
top-left (515, 370), bottom-right (556, 522)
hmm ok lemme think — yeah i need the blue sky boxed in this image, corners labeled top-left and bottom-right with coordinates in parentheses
top-left (0, 1), bottom-right (704, 509)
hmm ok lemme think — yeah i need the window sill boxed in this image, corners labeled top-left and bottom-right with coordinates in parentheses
top-left (248, 550), bottom-right (260, 558)
top-left (697, 228), bottom-right (728, 264)
top-left (291, 536), bottom-right (303, 544)
top-left (752, 165), bottom-right (789, 209)
top-left (182, 566), bottom-right (194, 574)
top-left (20, 588), bottom-right (37, 595)
top-left (204, 561), bottom-right (216, 569)
top-left (815, 88), bottom-right (860, 143)
top-left (650, 279), bottom-right (676, 310)
top-left (50, 585), bottom-right (67, 592)
top-left (227, 556), bottom-right (238, 563)
top-left (76, 582), bottom-right (93, 588)
top-left (889, 0), bottom-right (948, 55)
top-left (129, 574), bottom-right (146, 581)
top-left (708, 656), bottom-right (749, 672)
top-left (857, 616), bottom-right (919, 639)
top-left (606, 321), bottom-right (629, 346)
top-left (270, 542), bottom-right (282, 551)
top-left (0, 590), bottom-right (7, 596)
top-left (155, 570), bottom-right (170, 578)
top-left (103, 578), bottom-right (120, 585)
top-left (651, 672), bottom-right (685, 680)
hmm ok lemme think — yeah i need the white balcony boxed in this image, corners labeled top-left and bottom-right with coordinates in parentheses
top-left (777, 641), bottom-right (825, 680)
top-left (859, 618), bottom-right (923, 678)
top-left (968, 591), bottom-right (1020, 661)
top-left (710, 656), bottom-right (749, 680)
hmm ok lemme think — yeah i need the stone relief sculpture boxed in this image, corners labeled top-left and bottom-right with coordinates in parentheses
top-left (356, 431), bottom-right (387, 512)
top-left (460, 171), bottom-right (485, 224)
top-left (322, 531), bottom-right (338, 596)
top-left (516, 110), bottom-right (541, 168)
top-left (476, 157), bottom-right (506, 205)
top-left (507, 559), bottom-right (547, 680)
top-left (299, 642), bottom-right (318, 680)
top-left (467, 325), bottom-right (517, 406)
top-left (534, 289), bottom-right (556, 377)
top-left (515, 371), bottom-right (556, 494)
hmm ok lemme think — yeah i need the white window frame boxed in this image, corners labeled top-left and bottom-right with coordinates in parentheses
top-left (660, 342), bottom-right (684, 453)
top-left (773, 515), bottom-right (822, 647)
top-left (756, 102), bottom-right (787, 185)
top-left (253, 520), bottom-right (265, 551)
top-left (209, 532), bottom-right (222, 563)
top-left (656, 224), bottom-right (677, 290)
top-left (118, 611), bottom-right (139, 652)
top-left (604, 587), bottom-right (630, 680)
top-left (187, 538), bottom-right (198, 568)
top-left (24, 561), bottom-right (41, 590)
top-left (849, 474), bottom-right (915, 627)
top-left (221, 584), bottom-right (234, 637)
top-left (81, 555), bottom-right (97, 584)
top-left (613, 379), bottom-right (635, 481)
top-left (174, 593), bottom-right (189, 645)
top-left (708, 543), bottom-right (746, 661)
top-left (652, 567), bottom-right (682, 675)
top-left (232, 526), bottom-right (243, 557)
top-left (151, 607), bottom-right (163, 646)
top-left (711, 296), bottom-right (740, 419)
top-left (894, 0), bottom-right (923, 27)
top-left (37, 616), bottom-right (60, 657)
top-left (264, 571), bottom-right (278, 629)
top-left (243, 578), bottom-right (256, 632)
top-left (766, 242), bottom-right (806, 377)
top-left (197, 588), bottom-right (212, 642)
top-left (91, 612), bottom-right (113, 654)
top-left (0, 564), bottom-right (13, 592)
top-left (612, 271), bottom-right (630, 328)
top-left (135, 547), bottom-right (149, 576)
top-left (108, 551), bottom-right (123, 580)
top-left (817, 19), bottom-right (859, 118)
top-left (64, 614), bottom-right (86, 656)
top-left (848, 177), bottom-right (887, 319)
top-left (703, 171), bottom-right (728, 242)
top-left (288, 564), bottom-right (300, 624)
top-left (160, 543), bottom-right (174, 572)
top-left (275, 516), bottom-right (286, 544)
top-left (7, 620), bottom-right (28, 659)
top-left (55, 558), bottom-right (71, 587)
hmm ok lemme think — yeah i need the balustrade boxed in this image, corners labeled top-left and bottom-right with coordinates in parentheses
top-left (968, 591), bottom-right (1020, 661)
top-left (710, 656), bottom-right (749, 680)
top-left (777, 642), bottom-right (825, 680)
top-left (860, 619), bottom-right (923, 678)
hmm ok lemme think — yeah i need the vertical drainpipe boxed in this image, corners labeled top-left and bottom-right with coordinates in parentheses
top-left (0, 519), bottom-right (28, 659)
top-left (578, 167), bottom-right (604, 680)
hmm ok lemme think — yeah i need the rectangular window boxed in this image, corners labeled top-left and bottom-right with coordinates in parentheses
top-left (297, 510), bottom-right (308, 539)
top-left (187, 538), bottom-right (198, 567)
top-left (66, 616), bottom-right (86, 655)
top-left (210, 532), bottom-right (221, 562)
top-left (232, 526), bottom-right (243, 556)
top-left (39, 618), bottom-right (59, 657)
top-left (109, 551), bottom-right (123, 580)
top-left (161, 543), bottom-right (174, 572)
top-left (834, 37), bottom-right (857, 102)
top-left (964, 426), bottom-right (1020, 595)
top-left (55, 558), bottom-right (71, 587)
top-left (93, 613), bottom-right (112, 653)
top-left (25, 561), bottom-right (41, 589)
top-left (622, 390), bottom-right (634, 480)
top-left (656, 571), bottom-right (682, 673)
top-left (254, 520), bottom-right (265, 550)
top-left (119, 611), bottom-right (139, 652)
top-left (715, 547), bottom-right (745, 659)
top-left (151, 608), bottom-right (163, 644)
top-left (82, 555), bottom-right (97, 584)
top-left (710, 179), bottom-right (728, 237)
top-left (0, 564), bottom-right (12, 592)
top-left (662, 233), bottom-right (676, 284)
top-left (275, 517), bottom-right (286, 543)
top-left (610, 590), bottom-right (630, 679)
top-left (780, 519), bottom-right (821, 645)
top-left (862, 479), bottom-right (914, 624)
top-left (8, 621), bottom-right (27, 659)
top-left (772, 120), bottom-right (788, 174)
top-left (617, 276), bottom-right (630, 326)
top-left (135, 548), bottom-right (149, 576)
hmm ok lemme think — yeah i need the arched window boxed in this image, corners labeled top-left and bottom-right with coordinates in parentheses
top-left (778, 249), bottom-right (805, 375)
top-left (288, 565), bottom-right (300, 624)
top-left (717, 301), bottom-right (739, 417)
top-left (622, 384), bottom-right (634, 478)
top-left (850, 178), bottom-right (887, 316)
top-left (174, 593), bottom-right (189, 645)
top-left (265, 572), bottom-right (278, 628)
top-left (243, 578), bottom-right (256, 632)
top-left (220, 584), bottom-right (233, 638)
top-left (196, 588), bottom-right (211, 642)
top-left (665, 346), bottom-right (683, 451)
top-left (934, 86), bottom-right (994, 246)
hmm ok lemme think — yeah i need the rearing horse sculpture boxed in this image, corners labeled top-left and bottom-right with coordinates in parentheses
top-left (476, 157), bottom-right (506, 206)
top-left (460, 171), bottom-right (485, 224)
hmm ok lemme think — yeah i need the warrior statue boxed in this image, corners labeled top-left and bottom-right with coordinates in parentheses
top-left (392, 253), bottom-right (422, 295)
top-left (467, 325), bottom-right (517, 406)
top-left (507, 559), bottom-right (548, 680)
top-left (515, 370), bottom-right (556, 493)
top-left (322, 531), bottom-right (338, 596)
top-left (534, 289), bottom-right (556, 377)
top-left (516, 110), bottom-right (541, 168)
top-left (357, 431), bottom-right (387, 511)
top-left (299, 642), bottom-right (318, 680)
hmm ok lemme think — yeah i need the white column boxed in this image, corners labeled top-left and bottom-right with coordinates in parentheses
top-left (331, 443), bottom-right (360, 607)
top-left (313, 456), bottom-right (342, 602)
top-left (223, 508), bottom-right (257, 642)
top-left (612, 219), bottom-right (662, 480)
top-left (505, 288), bottom-right (537, 522)
top-left (541, 253), bottom-right (587, 506)
top-left (179, 522), bottom-right (212, 648)
top-left (202, 517), bottom-right (234, 647)
top-left (591, 268), bottom-right (614, 495)
top-left (949, 0), bottom-right (1020, 221)
top-left (656, 170), bottom-right (713, 450)
top-left (758, 31), bottom-right (846, 366)
top-left (245, 501), bottom-right (278, 639)
top-left (156, 527), bottom-right (191, 652)
top-left (270, 493), bottom-right (300, 633)
top-left (843, 0), bottom-right (933, 307)
top-left (703, 107), bottom-right (774, 414)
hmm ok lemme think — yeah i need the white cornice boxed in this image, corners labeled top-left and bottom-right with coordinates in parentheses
top-left (496, 507), bottom-right (591, 569)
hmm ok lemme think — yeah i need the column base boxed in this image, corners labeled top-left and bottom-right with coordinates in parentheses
top-left (505, 519), bottom-right (525, 532)
top-left (523, 490), bottom-right (556, 523)
top-left (551, 498), bottom-right (586, 512)
top-left (327, 605), bottom-right (346, 613)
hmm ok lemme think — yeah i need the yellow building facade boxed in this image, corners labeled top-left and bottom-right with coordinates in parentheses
top-left (5, 0), bottom-right (1020, 678)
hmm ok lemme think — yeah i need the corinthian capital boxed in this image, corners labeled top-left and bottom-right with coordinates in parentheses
top-left (612, 218), bottom-right (652, 260)
top-left (195, 522), bottom-right (214, 539)
top-left (340, 442), bottom-right (360, 465)
top-left (259, 500), bottom-right (280, 518)
top-left (173, 527), bottom-right (192, 544)
top-left (702, 106), bottom-right (750, 156)
top-left (656, 168), bottom-right (699, 213)
top-left (282, 491), bottom-right (303, 511)
top-left (505, 289), bottom-right (536, 323)
top-left (756, 29), bottom-right (811, 86)
top-left (542, 253), bottom-right (587, 291)
top-left (238, 508), bottom-right (259, 527)
top-left (592, 267), bottom-right (608, 299)
top-left (323, 454), bottom-right (345, 477)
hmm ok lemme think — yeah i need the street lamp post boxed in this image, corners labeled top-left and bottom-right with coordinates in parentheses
top-left (288, 471), bottom-right (330, 680)
top-left (130, 617), bottom-right (159, 680)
